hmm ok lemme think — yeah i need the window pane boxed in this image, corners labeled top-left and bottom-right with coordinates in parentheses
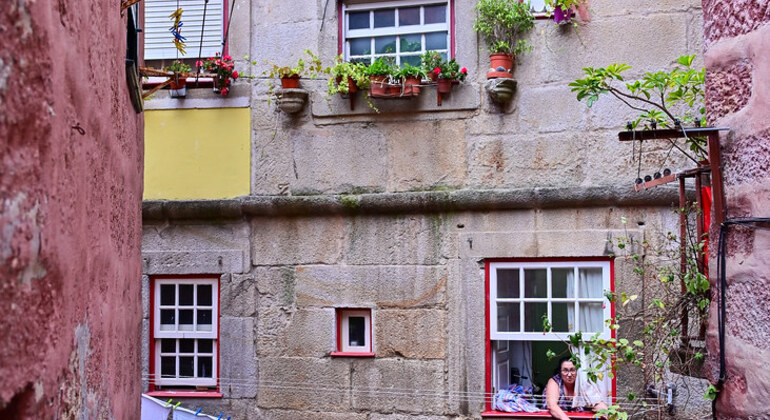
top-left (496, 303), bottom-right (520, 332)
top-left (349, 38), bottom-right (371, 56)
top-left (551, 302), bottom-right (575, 332)
top-left (161, 356), bottom-right (176, 378)
top-left (160, 309), bottom-right (175, 330)
top-left (198, 284), bottom-right (212, 306)
top-left (161, 339), bottom-right (176, 353)
top-left (424, 5), bottom-right (446, 24)
top-left (179, 339), bottom-right (195, 353)
top-left (579, 303), bottom-right (604, 332)
top-left (375, 36), bottom-right (396, 54)
top-left (179, 356), bottom-right (194, 378)
top-left (524, 269), bottom-right (547, 298)
top-left (425, 32), bottom-right (447, 50)
top-left (402, 55), bottom-right (421, 67)
top-left (349, 11), bottom-right (369, 30)
top-left (198, 356), bottom-right (213, 378)
top-left (179, 309), bottom-right (193, 331)
top-left (160, 284), bottom-right (175, 306)
top-left (198, 339), bottom-right (213, 353)
top-left (399, 6), bottom-right (420, 26)
top-left (373, 9), bottom-right (395, 28)
top-left (578, 268), bottom-right (604, 298)
top-left (348, 316), bottom-right (366, 347)
top-left (197, 310), bottom-right (212, 330)
top-left (552, 268), bottom-right (574, 298)
top-left (179, 284), bottom-right (194, 305)
top-left (524, 302), bottom-right (548, 332)
top-left (496, 269), bottom-right (519, 298)
top-left (400, 34), bottom-right (421, 52)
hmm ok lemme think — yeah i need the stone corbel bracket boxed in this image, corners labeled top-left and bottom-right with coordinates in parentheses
top-left (277, 88), bottom-right (308, 114)
top-left (485, 78), bottom-right (518, 105)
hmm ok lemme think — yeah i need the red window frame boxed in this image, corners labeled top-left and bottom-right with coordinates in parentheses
top-left (337, 0), bottom-right (456, 59)
top-left (331, 308), bottom-right (375, 358)
top-left (483, 257), bottom-right (616, 417)
top-left (147, 274), bottom-right (222, 398)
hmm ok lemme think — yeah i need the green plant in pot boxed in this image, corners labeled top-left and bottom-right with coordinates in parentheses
top-left (420, 50), bottom-right (445, 81)
top-left (163, 60), bottom-right (192, 97)
top-left (263, 49), bottom-right (325, 96)
top-left (434, 58), bottom-right (467, 94)
top-left (326, 55), bottom-right (369, 96)
top-left (473, 0), bottom-right (535, 79)
top-left (395, 63), bottom-right (427, 96)
top-left (366, 57), bottom-right (397, 98)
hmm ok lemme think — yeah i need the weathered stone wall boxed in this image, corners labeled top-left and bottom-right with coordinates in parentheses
top-left (702, 1), bottom-right (770, 418)
top-left (0, 0), bottom-right (144, 418)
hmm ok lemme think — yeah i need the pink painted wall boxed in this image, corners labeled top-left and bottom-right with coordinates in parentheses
top-left (0, 0), bottom-right (143, 418)
top-left (702, 1), bottom-right (770, 418)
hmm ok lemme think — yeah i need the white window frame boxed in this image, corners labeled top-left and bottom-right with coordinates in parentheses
top-left (342, 0), bottom-right (451, 65)
top-left (489, 260), bottom-right (612, 342)
top-left (143, 0), bottom-right (224, 60)
top-left (529, 0), bottom-right (548, 15)
top-left (153, 277), bottom-right (218, 387)
top-left (338, 309), bottom-right (372, 353)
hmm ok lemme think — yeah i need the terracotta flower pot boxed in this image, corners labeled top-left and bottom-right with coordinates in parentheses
top-left (169, 77), bottom-right (187, 98)
top-left (336, 76), bottom-right (358, 94)
top-left (403, 76), bottom-right (421, 97)
top-left (369, 75), bottom-right (389, 98)
top-left (436, 78), bottom-right (453, 94)
top-left (487, 53), bottom-right (515, 79)
top-left (280, 75), bottom-right (301, 89)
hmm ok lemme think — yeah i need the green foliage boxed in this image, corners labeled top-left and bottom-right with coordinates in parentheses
top-left (263, 49), bottom-right (326, 79)
top-left (545, 0), bottom-right (586, 8)
top-left (473, 0), bottom-right (535, 56)
top-left (596, 405), bottom-right (629, 420)
top-left (395, 62), bottom-right (427, 79)
top-left (569, 55), bottom-right (707, 157)
top-left (704, 385), bottom-right (719, 401)
top-left (326, 56), bottom-right (370, 96)
top-left (366, 57), bottom-right (395, 77)
top-left (436, 58), bottom-right (468, 81)
top-left (420, 50), bottom-right (444, 74)
top-left (163, 60), bottom-right (191, 73)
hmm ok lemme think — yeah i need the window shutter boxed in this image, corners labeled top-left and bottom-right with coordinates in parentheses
top-left (144, 0), bottom-right (223, 60)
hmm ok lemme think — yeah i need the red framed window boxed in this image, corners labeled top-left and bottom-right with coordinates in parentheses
top-left (332, 308), bottom-right (374, 357)
top-left (339, 0), bottom-right (455, 65)
top-left (149, 276), bottom-right (221, 396)
top-left (484, 259), bottom-right (616, 416)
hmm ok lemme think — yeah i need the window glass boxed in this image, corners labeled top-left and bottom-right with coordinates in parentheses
top-left (160, 284), bottom-right (175, 305)
top-left (179, 284), bottom-right (194, 306)
top-left (161, 339), bottom-right (176, 353)
top-left (349, 38), bottom-right (371, 56)
top-left (348, 316), bottom-right (366, 346)
top-left (198, 357), bottom-right (213, 378)
top-left (179, 356), bottom-right (194, 378)
top-left (375, 36), bottom-right (397, 54)
top-left (524, 302), bottom-right (548, 332)
top-left (425, 32), bottom-right (447, 50)
top-left (349, 11), bottom-right (370, 29)
top-left (198, 339), bottom-right (213, 353)
top-left (373, 9), bottom-right (395, 28)
top-left (551, 302), bottom-right (574, 332)
top-left (161, 357), bottom-right (176, 377)
top-left (579, 303), bottom-right (604, 332)
top-left (424, 5), bottom-right (446, 24)
top-left (578, 268), bottom-right (604, 298)
top-left (399, 7), bottom-right (420, 26)
top-left (400, 34), bottom-right (422, 52)
top-left (524, 269), bottom-right (547, 298)
top-left (402, 55), bottom-right (421, 66)
top-left (179, 339), bottom-right (195, 353)
top-left (160, 310), bottom-right (175, 329)
top-left (198, 284), bottom-right (212, 306)
top-left (496, 303), bottom-right (520, 332)
top-left (179, 309), bottom-right (194, 331)
top-left (497, 269), bottom-right (520, 298)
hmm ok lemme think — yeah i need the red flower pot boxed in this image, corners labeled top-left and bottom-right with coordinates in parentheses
top-left (403, 76), bottom-right (421, 97)
top-left (436, 78), bottom-right (453, 94)
top-left (280, 75), bottom-right (301, 89)
top-left (488, 53), bottom-right (515, 79)
top-left (369, 75), bottom-right (390, 98)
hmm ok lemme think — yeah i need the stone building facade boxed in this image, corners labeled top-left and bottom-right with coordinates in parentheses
top-left (702, 1), bottom-right (770, 418)
top-left (140, 0), bottom-right (712, 418)
top-left (0, 0), bottom-right (144, 418)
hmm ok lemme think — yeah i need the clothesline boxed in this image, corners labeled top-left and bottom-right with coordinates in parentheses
top-left (141, 394), bottom-right (231, 420)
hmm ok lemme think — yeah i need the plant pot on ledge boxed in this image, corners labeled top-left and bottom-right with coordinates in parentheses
top-left (169, 77), bottom-right (187, 98)
top-left (487, 53), bottom-right (515, 79)
top-left (402, 76), bottom-right (421, 97)
top-left (280, 75), bottom-right (301, 89)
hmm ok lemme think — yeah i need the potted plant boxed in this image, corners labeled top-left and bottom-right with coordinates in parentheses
top-left (326, 56), bottom-right (369, 96)
top-left (395, 63), bottom-right (426, 97)
top-left (199, 53), bottom-right (239, 96)
top-left (264, 49), bottom-right (325, 90)
top-left (421, 51), bottom-right (445, 82)
top-left (434, 58), bottom-right (467, 94)
top-left (473, 0), bottom-right (535, 79)
top-left (163, 60), bottom-right (191, 98)
top-left (545, 0), bottom-right (587, 24)
top-left (366, 57), bottom-right (398, 98)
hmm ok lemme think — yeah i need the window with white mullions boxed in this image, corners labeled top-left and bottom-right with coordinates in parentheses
top-left (153, 277), bottom-right (218, 388)
top-left (343, 1), bottom-right (450, 66)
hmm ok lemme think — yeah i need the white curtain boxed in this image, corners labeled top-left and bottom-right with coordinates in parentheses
top-left (579, 268), bottom-right (603, 333)
top-left (509, 341), bottom-right (533, 388)
top-left (571, 345), bottom-right (611, 407)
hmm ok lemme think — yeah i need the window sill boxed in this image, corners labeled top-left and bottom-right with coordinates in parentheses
top-left (482, 411), bottom-right (596, 419)
top-left (330, 352), bottom-right (375, 358)
top-left (146, 390), bottom-right (223, 399)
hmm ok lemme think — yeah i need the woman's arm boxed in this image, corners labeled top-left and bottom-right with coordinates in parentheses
top-left (545, 379), bottom-right (571, 420)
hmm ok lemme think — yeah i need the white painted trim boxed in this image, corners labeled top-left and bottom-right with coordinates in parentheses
top-left (340, 309), bottom-right (372, 353)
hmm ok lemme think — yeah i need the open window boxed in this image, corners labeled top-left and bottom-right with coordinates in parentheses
top-left (332, 308), bottom-right (374, 357)
top-left (485, 259), bottom-right (615, 415)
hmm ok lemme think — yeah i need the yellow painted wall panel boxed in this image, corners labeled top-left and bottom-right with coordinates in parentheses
top-left (144, 108), bottom-right (251, 200)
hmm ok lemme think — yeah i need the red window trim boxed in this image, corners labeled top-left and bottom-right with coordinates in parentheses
top-left (484, 257), bottom-right (617, 414)
top-left (148, 274), bottom-right (222, 396)
top-left (336, 0), bottom-right (456, 59)
top-left (335, 307), bottom-right (373, 355)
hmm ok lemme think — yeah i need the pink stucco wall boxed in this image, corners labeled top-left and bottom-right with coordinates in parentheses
top-left (0, 0), bottom-right (143, 418)
top-left (702, 1), bottom-right (770, 418)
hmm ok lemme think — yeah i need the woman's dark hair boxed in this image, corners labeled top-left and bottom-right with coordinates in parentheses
top-left (554, 355), bottom-right (575, 375)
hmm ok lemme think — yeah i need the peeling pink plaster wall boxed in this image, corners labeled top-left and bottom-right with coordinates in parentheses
top-left (0, 0), bottom-right (143, 418)
top-left (702, 0), bottom-right (770, 418)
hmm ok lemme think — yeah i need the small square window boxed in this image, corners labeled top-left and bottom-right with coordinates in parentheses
top-left (334, 309), bottom-right (373, 356)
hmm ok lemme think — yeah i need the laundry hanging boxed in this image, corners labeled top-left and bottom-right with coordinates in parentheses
top-left (141, 394), bottom-right (171, 420)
